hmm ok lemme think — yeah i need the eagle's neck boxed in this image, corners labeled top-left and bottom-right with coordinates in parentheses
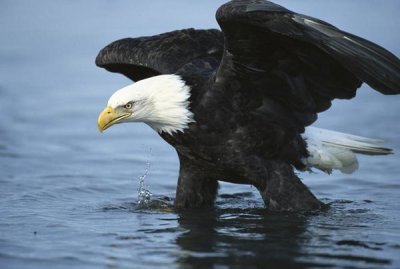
top-left (140, 75), bottom-right (195, 135)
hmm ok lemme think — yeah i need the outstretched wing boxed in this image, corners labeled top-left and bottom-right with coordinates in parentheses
top-left (216, 0), bottom-right (400, 129)
top-left (96, 28), bottom-right (224, 82)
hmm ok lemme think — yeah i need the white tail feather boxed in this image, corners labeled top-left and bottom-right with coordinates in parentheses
top-left (302, 127), bottom-right (392, 174)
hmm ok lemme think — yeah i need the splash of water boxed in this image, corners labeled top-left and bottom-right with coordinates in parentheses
top-left (137, 153), bottom-right (152, 207)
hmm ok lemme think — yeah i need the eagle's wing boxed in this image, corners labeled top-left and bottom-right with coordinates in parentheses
top-left (216, 0), bottom-right (400, 129)
top-left (96, 28), bottom-right (224, 82)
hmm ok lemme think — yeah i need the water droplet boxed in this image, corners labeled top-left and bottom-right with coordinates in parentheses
top-left (137, 148), bottom-right (152, 208)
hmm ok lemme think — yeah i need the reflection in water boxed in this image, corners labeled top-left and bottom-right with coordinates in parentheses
top-left (174, 197), bottom-right (394, 269)
top-left (98, 194), bottom-right (398, 268)
top-left (176, 207), bottom-right (314, 269)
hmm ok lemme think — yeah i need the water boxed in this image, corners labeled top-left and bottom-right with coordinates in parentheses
top-left (1, 1), bottom-right (400, 268)
top-left (137, 152), bottom-right (152, 208)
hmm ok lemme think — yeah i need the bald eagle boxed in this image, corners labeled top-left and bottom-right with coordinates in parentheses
top-left (96, 0), bottom-right (400, 211)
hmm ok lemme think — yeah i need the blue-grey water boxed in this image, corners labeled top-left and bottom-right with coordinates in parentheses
top-left (1, 1), bottom-right (400, 268)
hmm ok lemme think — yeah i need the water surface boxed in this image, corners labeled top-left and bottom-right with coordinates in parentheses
top-left (1, 1), bottom-right (400, 268)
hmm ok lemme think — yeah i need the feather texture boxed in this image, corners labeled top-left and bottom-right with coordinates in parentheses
top-left (303, 127), bottom-right (392, 174)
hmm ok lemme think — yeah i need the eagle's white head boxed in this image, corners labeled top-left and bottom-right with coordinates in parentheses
top-left (97, 74), bottom-right (194, 135)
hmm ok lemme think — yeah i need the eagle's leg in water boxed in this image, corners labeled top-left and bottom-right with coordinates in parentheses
top-left (174, 155), bottom-right (219, 208)
top-left (256, 161), bottom-right (324, 211)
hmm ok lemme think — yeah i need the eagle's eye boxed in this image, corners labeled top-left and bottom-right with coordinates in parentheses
top-left (123, 103), bottom-right (133, 109)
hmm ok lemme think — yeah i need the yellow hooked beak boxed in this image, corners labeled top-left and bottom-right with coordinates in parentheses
top-left (97, 106), bottom-right (131, 133)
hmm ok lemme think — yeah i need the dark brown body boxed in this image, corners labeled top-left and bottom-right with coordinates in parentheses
top-left (96, 0), bottom-right (400, 211)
